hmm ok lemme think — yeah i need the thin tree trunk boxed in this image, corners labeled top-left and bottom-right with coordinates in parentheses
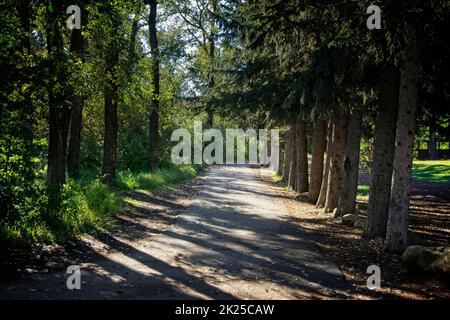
top-left (67, 95), bottom-right (84, 177)
top-left (295, 118), bottom-right (308, 193)
top-left (102, 11), bottom-right (120, 183)
top-left (206, 0), bottom-right (218, 128)
top-left (364, 64), bottom-right (400, 239)
top-left (47, 1), bottom-right (71, 209)
top-left (428, 117), bottom-right (439, 160)
top-left (147, 0), bottom-right (160, 170)
top-left (335, 110), bottom-right (362, 216)
top-left (67, 12), bottom-right (87, 177)
top-left (316, 120), bottom-right (332, 208)
top-left (102, 59), bottom-right (119, 183)
top-left (324, 113), bottom-right (348, 213)
top-left (385, 28), bottom-right (420, 253)
top-left (128, 3), bottom-right (141, 74)
top-left (309, 120), bottom-right (326, 203)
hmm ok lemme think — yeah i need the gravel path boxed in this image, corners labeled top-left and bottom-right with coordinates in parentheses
top-left (0, 165), bottom-right (351, 299)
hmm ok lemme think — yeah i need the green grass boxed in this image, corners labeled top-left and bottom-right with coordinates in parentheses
top-left (272, 172), bottom-right (283, 182)
top-left (357, 185), bottom-right (370, 197)
top-left (114, 165), bottom-right (201, 191)
top-left (355, 160), bottom-right (450, 199)
top-left (412, 160), bottom-right (450, 184)
top-left (0, 164), bottom-right (203, 246)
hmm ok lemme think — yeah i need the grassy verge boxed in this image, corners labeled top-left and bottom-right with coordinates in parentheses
top-left (412, 160), bottom-right (450, 184)
top-left (272, 171), bottom-right (283, 182)
top-left (357, 185), bottom-right (370, 197)
top-left (0, 164), bottom-right (203, 246)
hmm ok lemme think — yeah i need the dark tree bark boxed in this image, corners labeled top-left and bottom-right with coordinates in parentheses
top-left (385, 28), bottom-right (420, 253)
top-left (67, 8), bottom-right (88, 177)
top-left (282, 127), bottom-right (294, 181)
top-left (448, 118), bottom-right (450, 154)
top-left (324, 113), bottom-right (348, 213)
top-left (428, 116), bottom-right (439, 160)
top-left (277, 135), bottom-right (284, 176)
top-left (287, 126), bottom-right (297, 190)
top-left (206, 0), bottom-right (218, 128)
top-left (46, 1), bottom-right (71, 205)
top-left (67, 95), bottom-right (84, 177)
top-left (364, 64), bottom-right (400, 239)
top-left (147, 0), bottom-right (160, 170)
top-left (128, 3), bottom-right (141, 73)
top-left (102, 10), bottom-right (120, 183)
top-left (295, 118), bottom-right (308, 193)
top-left (335, 110), bottom-right (362, 217)
top-left (309, 120), bottom-right (326, 203)
top-left (316, 120), bottom-right (332, 208)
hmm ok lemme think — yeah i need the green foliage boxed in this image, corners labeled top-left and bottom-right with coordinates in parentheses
top-left (0, 164), bottom-right (202, 246)
top-left (2, 0), bottom-right (446, 251)
top-left (115, 164), bottom-right (202, 191)
top-left (359, 137), bottom-right (373, 173)
top-left (357, 185), bottom-right (370, 197)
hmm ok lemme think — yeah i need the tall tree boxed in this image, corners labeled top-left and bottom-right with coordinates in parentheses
top-left (335, 109), bottom-right (362, 216)
top-left (324, 113), bottom-right (348, 213)
top-left (102, 3), bottom-right (121, 183)
top-left (295, 118), bottom-right (308, 193)
top-left (309, 120), bottom-right (326, 203)
top-left (146, 0), bottom-right (160, 170)
top-left (364, 64), bottom-right (400, 238)
top-left (385, 25), bottom-right (420, 253)
top-left (206, 0), bottom-right (218, 128)
top-left (67, 3), bottom-right (88, 177)
top-left (316, 120), bottom-right (332, 208)
top-left (287, 126), bottom-right (297, 190)
top-left (282, 127), bottom-right (294, 181)
top-left (46, 0), bottom-right (72, 210)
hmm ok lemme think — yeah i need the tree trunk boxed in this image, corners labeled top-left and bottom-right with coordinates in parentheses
top-left (67, 13), bottom-right (87, 177)
top-left (287, 126), bottom-right (297, 190)
top-left (102, 11), bottom-right (120, 183)
top-left (206, 0), bottom-right (218, 128)
top-left (324, 113), bottom-right (348, 213)
top-left (102, 62), bottom-right (119, 183)
top-left (147, 0), bottom-right (160, 170)
top-left (47, 1), bottom-right (71, 208)
top-left (335, 110), bottom-right (362, 216)
top-left (428, 117), bottom-right (439, 160)
top-left (309, 120), bottom-right (326, 203)
top-left (295, 118), bottom-right (308, 193)
top-left (448, 118), bottom-right (450, 155)
top-left (67, 95), bottom-right (84, 177)
top-left (282, 128), bottom-right (294, 181)
top-left (277, 135), bottom-right (284, 176)
top-left (385, 28), bottom-right (420, 253)
top-left (128, 3), bottom-right (141, 75)
top-left (316, 120), bottom-right (332, 208)
top-left (364, 64), bottom-right (400, 239)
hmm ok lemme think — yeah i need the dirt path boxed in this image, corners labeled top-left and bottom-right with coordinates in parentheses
top-left (0, 165), bottom-right (352, 299)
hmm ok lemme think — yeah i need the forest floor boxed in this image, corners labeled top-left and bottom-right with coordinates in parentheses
top-left (0, 165), bottom-right (448, 299)
top-left (270, 171), bottom-right (450, 300)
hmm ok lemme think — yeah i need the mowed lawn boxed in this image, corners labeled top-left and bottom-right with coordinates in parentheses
top-left (412, 160), bottom-right (450, 184)
top-left (357, 160), bottom-right (450, 197)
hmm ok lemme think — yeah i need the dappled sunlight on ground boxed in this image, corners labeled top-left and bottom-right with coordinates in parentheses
top-left (262, 169), bottom-right (449, 300)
